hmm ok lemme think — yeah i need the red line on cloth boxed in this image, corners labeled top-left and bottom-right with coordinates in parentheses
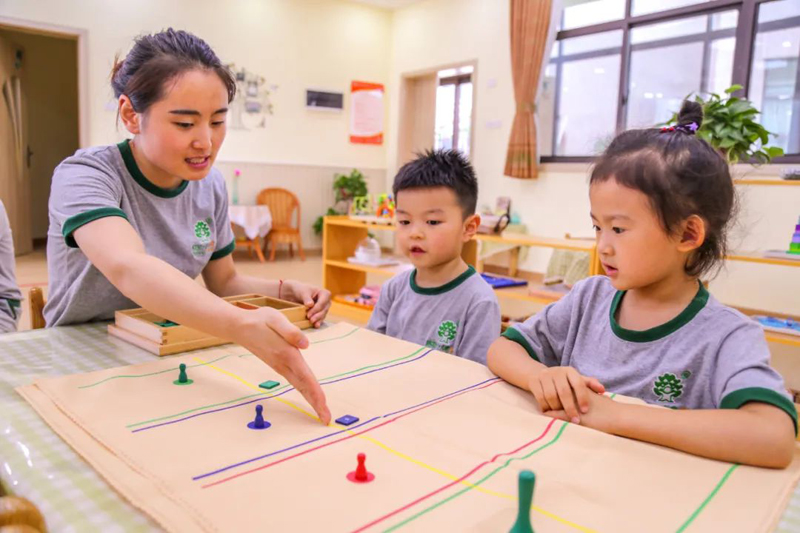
top-left (350, 418), bottom-right (558, 532)
top-left (201, 380), bottom-right (504, 489)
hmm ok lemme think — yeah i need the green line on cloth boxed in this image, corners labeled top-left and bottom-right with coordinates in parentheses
top-left (126, 346), bottom-right (426, 428)
top-left (385, 422), bottom-right (569, 532)
top-left (79, 354), bottom-right (235, 389)
top-left (675, 464), bottom-right (739, 532)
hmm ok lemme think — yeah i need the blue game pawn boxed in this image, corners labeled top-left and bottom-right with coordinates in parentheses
top-left (509, 470), bottom-right (535, 533)
top-left (247, 404), bottom-right (271, 430)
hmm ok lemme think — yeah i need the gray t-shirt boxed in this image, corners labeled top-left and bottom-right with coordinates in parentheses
top-left (45, 140), bottom-right (235, 326)
top-left (503, 276), bottom-right (797, 430)
top-left (367, 266), bottom-right (501, 365)
top-left (0, 200), bottom-right (22, 333)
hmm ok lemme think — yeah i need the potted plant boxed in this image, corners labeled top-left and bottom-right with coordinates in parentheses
top-left (665, 85), bottom-right (784, 164)
top-left (312, 169), bottom-right (368, 235)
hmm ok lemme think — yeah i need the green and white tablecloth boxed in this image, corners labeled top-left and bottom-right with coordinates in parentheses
top-left (2, 324), bottom-right (800, 532)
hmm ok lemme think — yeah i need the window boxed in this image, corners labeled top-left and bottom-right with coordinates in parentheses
top-left (542, 0), bottom-right (800, 162)
top-left (434, 66), bottom-right (473, 156)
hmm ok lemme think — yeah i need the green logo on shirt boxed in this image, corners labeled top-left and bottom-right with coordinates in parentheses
top-left (653, 372), bottom-right (684, 403)
top-left (425, 320), bottom-right (458, 354)
top-left (192, 218), bottom-right (215, 258)
top-left (194, 220), bottom-right (211, 242)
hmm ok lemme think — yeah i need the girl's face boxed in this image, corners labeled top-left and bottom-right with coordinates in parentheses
top-left (123, 69), bottom-right (229, 185)
top-left (589, 178), bottom-right (692, 291)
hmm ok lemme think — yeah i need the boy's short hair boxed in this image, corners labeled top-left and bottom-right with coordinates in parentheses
top-left (393, 149), bottom-right (478, 217)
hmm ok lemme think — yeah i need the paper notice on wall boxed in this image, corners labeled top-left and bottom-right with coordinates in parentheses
top-left (350, 81), bottom-right (384, 145)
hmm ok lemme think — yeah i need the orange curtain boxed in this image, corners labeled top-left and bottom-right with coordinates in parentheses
top-left (504, 0), bottom-right (556, 179)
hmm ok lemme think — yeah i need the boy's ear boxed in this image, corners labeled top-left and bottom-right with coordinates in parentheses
top-left (462, 213), bottom-right (480, 241)
top-left (118, 95), bottom-right (141, 135)
top-left (676, 215), bottom-right (706, 253)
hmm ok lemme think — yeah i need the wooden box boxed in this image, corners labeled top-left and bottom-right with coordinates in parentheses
top-left (107, 294), bottom-right (311, 356)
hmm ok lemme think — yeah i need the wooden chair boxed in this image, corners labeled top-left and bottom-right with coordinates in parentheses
top-left (29, 287), bottom-right (45, 330)
top-left (231, 222), bottom-right (266, 263)
top-left (257, 188), bottom-right (305, 261)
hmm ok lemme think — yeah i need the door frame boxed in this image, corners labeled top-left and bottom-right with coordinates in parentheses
top-left (0, 15), bottom-right (89, 147)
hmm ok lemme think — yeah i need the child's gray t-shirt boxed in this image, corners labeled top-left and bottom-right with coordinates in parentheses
top-left (503, 276), bottom-right (796, 430)
top-left (45, 140), bottom-right (235, 326)
top-left (0, 200), bottom-right (21, 332)
top-left (367, 266), bottom-right (501, 365)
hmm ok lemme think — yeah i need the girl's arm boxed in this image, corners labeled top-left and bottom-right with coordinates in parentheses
top-left (201, 254), bottom-right (330, 327)
top-left (487, 337), bottom-right (548, 389)
top-left (550, 393), bottom-right (796, 468)
top-left (74, 217), bottom-right (331, 424)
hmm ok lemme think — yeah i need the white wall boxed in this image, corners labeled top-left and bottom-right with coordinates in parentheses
top-left (0, 0), bottom-right (391, 169)
top-left (389, 0), bottom-right (799, 315)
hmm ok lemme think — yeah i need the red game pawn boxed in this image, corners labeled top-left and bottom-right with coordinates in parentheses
top-left (347, 453), bottom-right (375, 483)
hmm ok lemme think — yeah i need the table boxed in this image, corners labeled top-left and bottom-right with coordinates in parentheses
top-left (228, 205), bottom-right (272, 241)
top-left (2, 325), bottom-right (800, 531)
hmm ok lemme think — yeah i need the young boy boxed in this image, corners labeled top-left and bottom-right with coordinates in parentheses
top-left (367, 150), bottom-right (500, 365)
top-left (0, 200), bottom-right (22, 333)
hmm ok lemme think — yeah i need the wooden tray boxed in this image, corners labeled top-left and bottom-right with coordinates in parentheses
top-left (107, 294), bottom-right (311, 356)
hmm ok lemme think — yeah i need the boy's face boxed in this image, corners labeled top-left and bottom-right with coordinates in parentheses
top-left (395, 187), bottom-right (477, 270)
top-left (589, 178), bottom-right (690, 290)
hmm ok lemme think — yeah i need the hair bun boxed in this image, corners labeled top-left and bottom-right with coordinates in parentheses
top-left (677, 100), bottom-right (704, 130)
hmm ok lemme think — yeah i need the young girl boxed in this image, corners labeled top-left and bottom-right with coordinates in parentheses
top-left (45, 29), bottom-right (330, 424)
top-left (487, 101), bottom-right (796, 468)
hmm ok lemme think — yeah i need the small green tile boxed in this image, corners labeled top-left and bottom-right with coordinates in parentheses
top-left (259, 380), bottom-right (280, 390)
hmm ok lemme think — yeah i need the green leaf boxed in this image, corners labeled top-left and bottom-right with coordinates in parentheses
top-left (766, 146), bottom-right (785, 158)
top-left (725, 84), bottom-right (743, 94)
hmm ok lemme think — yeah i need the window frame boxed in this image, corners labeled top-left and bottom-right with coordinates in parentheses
top-left (438, 73), bottom-right (472, 154)
top-left (541, 0), bottom-right (800, 164)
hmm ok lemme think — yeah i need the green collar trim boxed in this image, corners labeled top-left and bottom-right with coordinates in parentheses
top-left (117, 140), bottom-right (188, 198)
top-left (610, 281), bottom-right (709, 343)
top-left (410, 265), bottom-right (476, 295)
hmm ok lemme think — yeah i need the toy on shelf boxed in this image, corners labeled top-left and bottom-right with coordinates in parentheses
top-left (376, 193), bottom-right (395, 219)
top-left (348, 193), bottom-right (395, 225)
top-left (332, 285), bottom-right (381, 311)
top-left (347, 237), bottom-right (400, 267)
top-left (478, 196), bottom-right (511, 235)
top-left (753, 315), bottom-right (800, 337)
top-left (764, 215), bottom-right (800, 261)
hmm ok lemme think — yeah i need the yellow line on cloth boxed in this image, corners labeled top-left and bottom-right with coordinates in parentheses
top-left (195, 358), bottom-right (596, 533)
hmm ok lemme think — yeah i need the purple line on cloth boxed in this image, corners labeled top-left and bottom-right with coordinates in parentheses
top-left (132, 388), bottom-right (297, 433)
top-left (192, 416), bottom-right (382, 480)
top-left (191, 376), bottom-right (502, 482)
top-left (132, 349), bottom-right (435, 433)
top-left (381, 377), bottom-right (501, 418)
top-left (316, 349), bottom-right (434, 387)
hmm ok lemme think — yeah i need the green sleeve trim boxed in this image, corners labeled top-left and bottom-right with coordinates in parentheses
top-left (501, 327), bottom-right (540, 362)
top-left (210, 239), bottom-right (236, 261)
top-left (720, 387), bottom-right (798, 435)
top-left (62, 207), bottom-right (129, 248)
top-left (4, 298), bottom-right (20, 320)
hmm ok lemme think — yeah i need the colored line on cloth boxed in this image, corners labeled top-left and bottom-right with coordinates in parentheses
top-left (191, 357), bottom-right (500, 482)
top-left (79, 354), bottom-right (235, 389)
top-left (199, 379), bottom-right (505, 488)
top-left (127, 347), bottom-right (428, 430)
top-left (382, 422), bottom-right (570, 532)
top-left (675, 464), bottom-right (739, 533)
top-left (609, 393), bottom-right (617, 400)
top-left (237, 326), bottom-right (361, 359)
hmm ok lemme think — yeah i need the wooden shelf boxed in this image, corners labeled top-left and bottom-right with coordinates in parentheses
top-left (727, 252), bottom-right (800, 268)
top-left (733, 178), bottom-right (800, 186)
top-left (325, 259), bottom-right (413, 277)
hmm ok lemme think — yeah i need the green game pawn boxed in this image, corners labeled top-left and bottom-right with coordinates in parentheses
top-left (173, 363), bottom-right (193, 385)
top-left (509, 470), bottom-right (535, 533)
